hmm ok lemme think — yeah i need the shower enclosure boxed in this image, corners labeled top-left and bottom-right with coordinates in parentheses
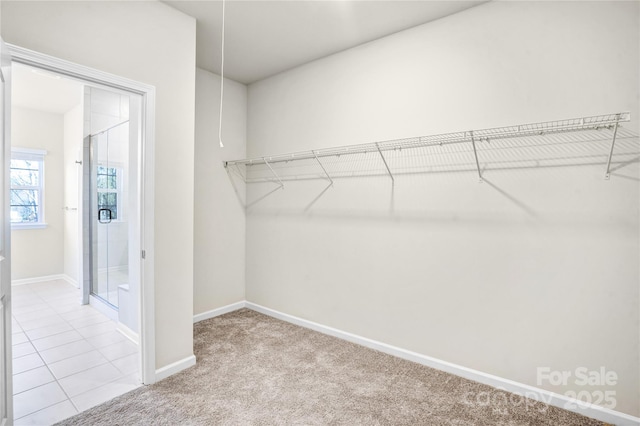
top-left (86, 120), bottom-right (129, 309)
top-left (80, 85), bottom-right (139, 337)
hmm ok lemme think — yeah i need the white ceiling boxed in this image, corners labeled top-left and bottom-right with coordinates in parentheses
top-left (11, 1), bottom-right (486, 109)
top-left (12, 63), bottom-right (83, 114)
top-left (165, 0), bottom-right (486, 84)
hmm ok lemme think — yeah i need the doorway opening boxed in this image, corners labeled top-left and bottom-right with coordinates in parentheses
top-left (9, 63), bottom-right (142, 423)
top-left (4, 44), bottom-right (156, 424)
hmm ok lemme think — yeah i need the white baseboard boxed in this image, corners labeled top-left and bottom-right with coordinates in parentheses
top-left (11, 274), bottom-right (68, 286)
top-left (245, 302), bottom-right (640, 426)
top-left (155, 355), bottom-right (196, 382)
top-left (88, 295), bottom-right (118, 321)
top-left (193, 301), bottom-right (246, 323)
top-left (61, 274), bottom-right (78, 288)
top-left (117, 322), bottom-right (139, 345)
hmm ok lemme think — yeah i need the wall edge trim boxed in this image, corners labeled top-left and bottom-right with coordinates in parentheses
top-left (61, 274), bottom-right (78, 288)
top-left (117, 322), bottom-right (139, 345)
top-left (11, 274), bottom-right (67, 286)
top-left (155, 355), bottom-right (196, 382)
top-left (193, 301), bottom-right (247, 323)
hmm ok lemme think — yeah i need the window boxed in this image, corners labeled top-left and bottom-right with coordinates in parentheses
top-left (97, 166), bottom-right (122, 221)
top-left (10, 148), bottom-right (47, 229)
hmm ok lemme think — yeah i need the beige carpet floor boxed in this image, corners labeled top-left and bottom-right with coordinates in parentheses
top-left (57, 309), bottom-right (603, 425)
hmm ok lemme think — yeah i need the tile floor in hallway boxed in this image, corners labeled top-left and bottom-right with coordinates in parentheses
top-left (10, 279), bottom-right (140, 425)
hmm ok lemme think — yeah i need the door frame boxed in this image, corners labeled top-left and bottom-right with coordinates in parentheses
top-left (7, 44), bottom-right (157, 385)
top-left (1, 36), bottom-right (13, 426)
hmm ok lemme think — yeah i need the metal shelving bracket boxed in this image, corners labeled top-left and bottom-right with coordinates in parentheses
top-left (469, 130), bottom-right (483, 183)
top-left (375, 142), bottom-right (395, 184)
top-left (604, 114), bottom-right (622, 180)
top-left (263, 157), bottom-right (284, 188)
top-left (312, 150), bottom-right (333, 185)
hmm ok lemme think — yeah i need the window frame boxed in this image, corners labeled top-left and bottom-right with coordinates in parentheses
top-left (10, 147), bottom-right (47, 230)
top-left (96, 164), bottom-right (124, 222)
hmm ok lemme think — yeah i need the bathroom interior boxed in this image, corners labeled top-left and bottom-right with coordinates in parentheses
top-left (11, 64), bottom-right (140, 335)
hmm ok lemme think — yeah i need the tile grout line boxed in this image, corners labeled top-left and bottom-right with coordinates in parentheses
top-left (12, 400), bottom-right (75, 424)
top-left (11, 280), bottom-right (142, 422)
top-left (28, 297), bottom-right (81, 416)
top-left (12, 283), bottom-right (102, 418)
top-left (40, 294), bottom-right (113, 414)
top-left (14, 343), bottom-right (77, 419)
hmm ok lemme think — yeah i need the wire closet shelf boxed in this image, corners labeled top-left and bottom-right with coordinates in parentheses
top-left (225, 112), bottom-right (634, 184)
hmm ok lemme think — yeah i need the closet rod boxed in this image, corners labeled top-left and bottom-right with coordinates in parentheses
top-left (225, 112), bottom-right (630, 168)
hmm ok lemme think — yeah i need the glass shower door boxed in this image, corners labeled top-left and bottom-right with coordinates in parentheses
top-left (90, 122), bottom-right (129, 308)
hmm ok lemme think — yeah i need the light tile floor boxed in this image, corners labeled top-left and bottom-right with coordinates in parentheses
top-left (10, 279), bottom-right (140, 425)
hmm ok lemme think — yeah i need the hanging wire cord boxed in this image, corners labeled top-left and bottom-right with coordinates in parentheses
top-left (218, 0), bottom-right (226, 148)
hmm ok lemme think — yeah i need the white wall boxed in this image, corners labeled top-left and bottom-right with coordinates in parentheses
top-left (1, 1), bottom-right (197, 370)
top-left (63, 103), bottom-right (83, 284)
top-left (11, 106), bottom-right (64, 280)
top-left (246, 1), bottom-right (639, 417)
top-left (194, 68), bottom-right (246, 316)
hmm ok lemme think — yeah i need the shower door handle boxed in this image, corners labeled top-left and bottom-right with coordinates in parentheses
top-left (98, 208), bottom-right (112, 224)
